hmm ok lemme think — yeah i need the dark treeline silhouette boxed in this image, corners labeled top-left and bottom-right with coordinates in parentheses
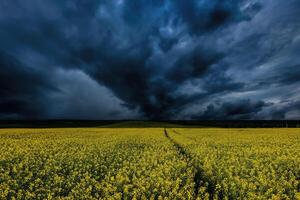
top-left (0, 120), bottom-right (117, 128)
top-left (0, 120), bottom-right (300, 128)
top-left (173, 120), bottom-right (300, 128)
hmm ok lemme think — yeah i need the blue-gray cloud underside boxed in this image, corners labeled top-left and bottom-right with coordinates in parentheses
top-left (0, 0), bottom-right (300, 119)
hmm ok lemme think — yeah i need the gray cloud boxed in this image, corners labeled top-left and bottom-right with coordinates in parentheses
top-left (0, 51), bottom-right (56, 119)
top-left (192, 99), bottom-right (272, 120)
top-left (0, 0), bottom-right (299, 119)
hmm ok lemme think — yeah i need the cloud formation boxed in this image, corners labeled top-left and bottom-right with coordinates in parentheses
top-left (0, 0), bottom-right (299, 119)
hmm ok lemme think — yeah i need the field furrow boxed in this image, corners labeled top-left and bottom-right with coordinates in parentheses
top-left (170, 128), bottom-right (300, 199)
top-left (164, 128), bottom-right (211, 199)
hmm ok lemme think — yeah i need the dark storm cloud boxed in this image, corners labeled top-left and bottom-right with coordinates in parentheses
top-left (193, 99), bottom-right (271, 120)
top-left (0, 0), bottom-right (300, 119)
top-left (172, 0), bottom-right (247, 34)
top-left (166, 47), bottom-right (224, 83)
top-left (0, 52), bottom-right (56, 119)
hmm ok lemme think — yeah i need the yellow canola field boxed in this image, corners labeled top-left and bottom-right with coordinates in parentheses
top-left (169, 128), bottom-right (300, 200)
top-left (0, 128), bottom-right (194, 200)
top-left (0, 128), bottom-right (299, 199)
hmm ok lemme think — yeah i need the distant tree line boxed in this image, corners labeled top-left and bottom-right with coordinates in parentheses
top-left (173, 120), bottom-right (300, 128)
top-left (0, 120), bottom-right (300, 128)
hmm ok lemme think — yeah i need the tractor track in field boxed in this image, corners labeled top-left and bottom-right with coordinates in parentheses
top-left (164, 128), bottom-right (187, 156)
top-left (163, 128), bottom-right (209, 199)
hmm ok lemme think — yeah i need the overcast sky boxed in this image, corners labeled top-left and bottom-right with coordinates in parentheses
top-left (0, 0), bottom-right (300, 120)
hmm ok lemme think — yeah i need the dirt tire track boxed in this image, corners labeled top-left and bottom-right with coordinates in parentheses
top-left (163, 128), bottom-right (212, 199)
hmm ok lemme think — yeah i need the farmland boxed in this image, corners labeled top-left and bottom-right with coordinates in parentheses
top-left (0, 127), bottom-right (300, 199)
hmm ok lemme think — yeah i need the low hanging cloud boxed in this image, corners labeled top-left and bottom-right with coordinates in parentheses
top-left (0, 51), bottom-right (56, 119)
top-left (48, 69), bottom-right (140, 120)
top-left (193, 99), bottom-right (272, 120)
top-left (0, 0), bottom-right (300, 119)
